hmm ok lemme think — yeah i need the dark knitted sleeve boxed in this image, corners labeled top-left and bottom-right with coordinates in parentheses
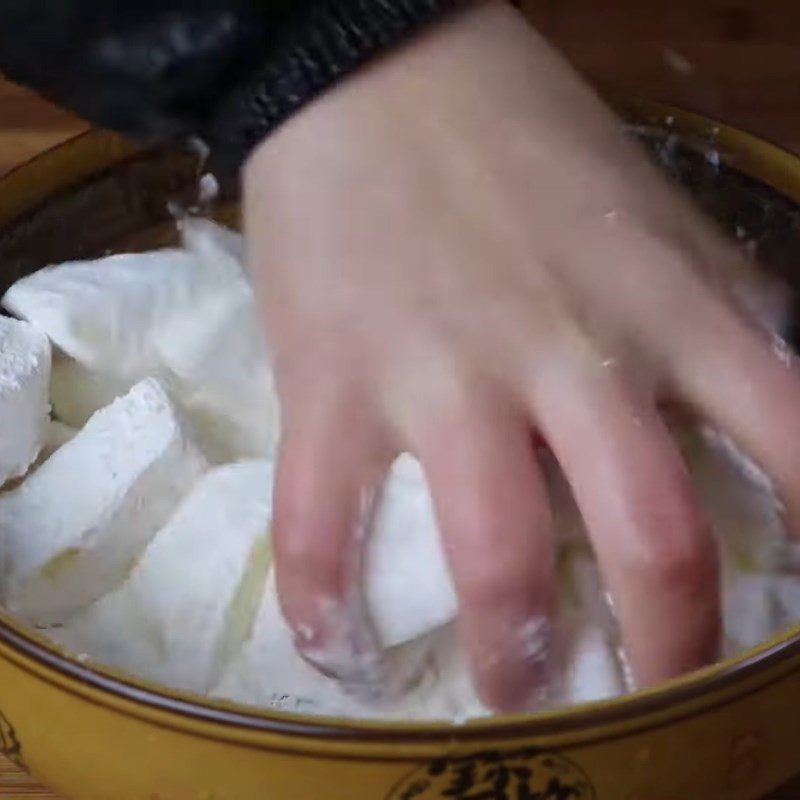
top-left (0, 0), bottom-right (454, 170)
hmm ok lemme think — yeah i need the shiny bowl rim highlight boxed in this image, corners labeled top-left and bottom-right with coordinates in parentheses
top-left (1, 101), bottom-right (799, 745)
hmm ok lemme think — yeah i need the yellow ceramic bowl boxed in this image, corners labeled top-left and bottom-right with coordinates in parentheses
top-left (2, 105), bottom-right (800, 800)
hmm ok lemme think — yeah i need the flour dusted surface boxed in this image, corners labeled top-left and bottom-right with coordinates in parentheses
top-left (1, 219), bottom-right (799, 724)
top-left (0, 316), bottom-right (50, 488)
top-left (0, 378), bottom-right (207, 624)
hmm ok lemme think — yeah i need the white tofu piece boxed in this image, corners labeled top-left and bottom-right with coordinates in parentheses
top-left (539, 461), bottom-right (626, 704)
top-left (564, 625), bottom-right (626, 704)
top-left (52, 452), bottom-right (454, 695)
top-left (211, 572), bottom-right (393, 717)
top-left (218, 550), bottom-right (623, 720)
top-left (158, 220), bottom-right (279, 462)
top-left (180, 217), bottom-right (245, 271)
top-left (2, 246), bottom-right (237, 377)
top-left (408, 625), bottom-right (489, 723)
top-left (214, 414), bottom-right (795, 716)
top-left (674, 424), bottom-right (790, 654)
top-left (0, 316), bottom-right (51, 487)
top-left (3, 228), bottom-right (262, 460)
top-left (5, 221), bottom-right (274, 463)
top-left (157, 279), bottom-right (278, 463)
top-left (554, 550), bottom-right (626, 706)
top-left (723, 572), bottom-right (781, 654)
top-left (0, 378), bottom-right (206, 624)
top-left (213, 577), bottom-right (487, 722)
top-left (774, 575), bottom-right (800, 632)
top-left (50, 353), bottom-right (132, 428)
top-left (685, 427), bottom-right (785, 565)
top-left (53, 461), bottom-right (273, 693)
top-left (365, 455), bottom-right (457, 648)
top-left (376, 624), bottom-right (489, 723)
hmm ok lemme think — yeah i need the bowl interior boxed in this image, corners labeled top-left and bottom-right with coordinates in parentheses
top-left (1, 116), bottom-right (800, 738)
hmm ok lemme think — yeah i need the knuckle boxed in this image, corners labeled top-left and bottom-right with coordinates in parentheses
top-left (445, 489), bottom-right (552, 610)
top-left (625, 522), bottom-right (717, 600)
top-left (459, 550), bottom-right (542, 610)
top-left (460, 563), bottom-right (519, 609)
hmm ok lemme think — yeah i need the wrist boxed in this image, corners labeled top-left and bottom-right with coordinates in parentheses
top-left (206, 0), bottom-right (465, 171)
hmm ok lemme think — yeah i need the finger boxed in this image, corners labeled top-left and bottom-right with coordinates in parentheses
top-left (668, 296), bottom-right (800, 534)
top-left (412, 397), bottom-right (554, 713)
top-left (272, 382), bottom-right (389, 697)
top-left (533, 362), bottom-right (721, 688)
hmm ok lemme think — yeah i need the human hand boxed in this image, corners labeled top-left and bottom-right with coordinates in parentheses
top-left (243, 0), bottom-right (800, 711)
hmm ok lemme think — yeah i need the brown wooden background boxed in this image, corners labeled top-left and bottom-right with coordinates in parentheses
top-left (1, 1), bottom-right (800, 797)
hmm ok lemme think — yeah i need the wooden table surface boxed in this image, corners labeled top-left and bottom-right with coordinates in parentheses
top-left (1, 1), bottom-right (800, 797)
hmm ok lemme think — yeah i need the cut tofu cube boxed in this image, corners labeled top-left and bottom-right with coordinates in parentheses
top-left (774, 575), bottom-right (800, 631)
top-left (52, 454), bottom-right (454, 691)
top-left (53, 461), bottom-right (273, 693)
top-left (4, 221), bottom-right (278, 463)
top-left (50, 353), bottom-right (132, 428)
top-left (708, 438), bottom-right (785, 561)
top-left (540, 462), bottom-right (626, 704)
top-left (154, 220), bottom-right (278, 462)
top-left (555, 551), bottom-right (626, 705)
top-left (400, 625), bottom-right (489, 723)
top-left (724, 573), bottom-right (782, 653)
top-left (676, 424), bottom-right (790, 653)
top-left (365, 455), bottom-right (456, 648)
top-left (212, 571), bottom-right (381, 717)
top-left (157, 279), bottom-right (278, 462)
top-left (564, 625), bottom-right (626, 704)
top-left (180, 217), bottom-right (245, 273)
top-left (0, 378), bottom-right (206, 623)
top-left (213, 576), bottom-right (485, 722)
top-left (215, 548), bottom-right (624, 719)
top-left (0, 316), bottom-right (51, 487)
top-left (2, 246), bottom-right (237, 376)
top-left (675, 424), bottom-right (787, 570)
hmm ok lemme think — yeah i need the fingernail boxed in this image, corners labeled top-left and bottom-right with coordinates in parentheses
top-left (288, 486), bottom-right (424, 704)
top-left (292, 593), bottom-right (392, 704)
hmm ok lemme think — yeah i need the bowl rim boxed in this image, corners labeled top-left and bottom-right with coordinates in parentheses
top-left (3, 609), bottom-right (800, 744)
top-left (2, 102), bottom-right (800, 745)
